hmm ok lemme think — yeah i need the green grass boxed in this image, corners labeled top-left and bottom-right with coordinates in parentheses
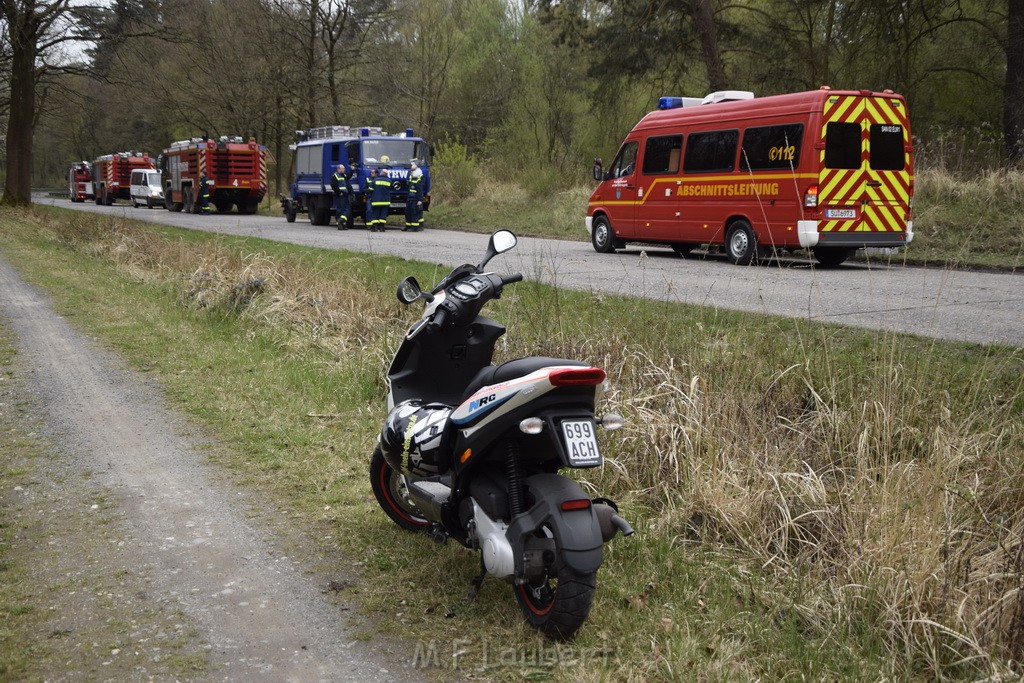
top-left (0, 205), bottom-right (1021, 680)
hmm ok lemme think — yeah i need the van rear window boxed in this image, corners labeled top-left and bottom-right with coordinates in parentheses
top-left (683, 130), bottom-right (738, 173)
top-left (740, 124), bottom-right (804, 171)
top-left (869, 124), bottom-right (905, 170)
top-left (642, 135), bottom-right (682, 174)
top-left (824, 122), bottom-right (862, 169)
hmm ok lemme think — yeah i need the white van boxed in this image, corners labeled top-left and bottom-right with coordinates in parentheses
top-left (130, 169), bottom-right (164, 208)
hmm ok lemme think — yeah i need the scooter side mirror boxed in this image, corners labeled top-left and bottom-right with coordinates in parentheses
top-left (397, 276), bottom-right (424, 304)
top-left (479, 230), bottom-right (518, 269)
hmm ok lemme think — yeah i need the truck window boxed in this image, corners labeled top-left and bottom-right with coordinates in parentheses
top-left (609, 141), bottom-right (639, 178)
top-left (297, 146), bottom-right (317, 174)
top-left (683, 130), bottom-right (738, 173)
top-left (740, 124), bottom-right (804, 171)
top-left (362, 139), bottom-right (419, 164)
top-left (824, 122), bottom-right (861, 169)
top-left (869, 124), bottom-right (905, 170)
top-left (642, 135), bottom-right (682, 175)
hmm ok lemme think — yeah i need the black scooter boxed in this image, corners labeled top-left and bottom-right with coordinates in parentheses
top-left (371, 230), bottom-right (632, 639)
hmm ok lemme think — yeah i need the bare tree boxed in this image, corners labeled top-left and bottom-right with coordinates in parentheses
top-left (1005, 0), bottom-right (1024, 164)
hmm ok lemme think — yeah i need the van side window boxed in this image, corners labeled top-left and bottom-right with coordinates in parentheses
top-left (824, 122), bottom-right (862, 169)
top-left (869, 124), bottom-right (905, 170)
top-left (610, 141), bottom-right (639, 178)
top-left (683, 130), bottom-right (738, 173)
top-left (740, 124), bottom-right (804, 171)
top-left (642, 135), bottom-right (682, 175)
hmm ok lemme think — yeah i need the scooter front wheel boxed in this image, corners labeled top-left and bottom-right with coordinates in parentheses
top-left (369, 446), bottom-right (429, 531)
top-left (515, 564), bottom-right (596, 640)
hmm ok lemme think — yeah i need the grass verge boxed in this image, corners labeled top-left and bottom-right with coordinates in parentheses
top-left (430, 168), bottom-right (1024, 272)
top-left (0, 205), bottom-right (1021, 680)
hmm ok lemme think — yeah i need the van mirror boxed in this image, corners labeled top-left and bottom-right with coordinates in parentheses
top-left (592, 157), bottom-right (604, 182)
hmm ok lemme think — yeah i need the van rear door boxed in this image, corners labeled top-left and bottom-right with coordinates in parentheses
top-left (819, 94), bottom-right (911, 239)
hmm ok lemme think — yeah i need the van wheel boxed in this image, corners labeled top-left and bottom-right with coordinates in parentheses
top-left (726, 220), bottom-right (760, 266)
top-left (591, 216), bottom-right (617, 253)
top-left (812, 247), bottom-right (854, 267)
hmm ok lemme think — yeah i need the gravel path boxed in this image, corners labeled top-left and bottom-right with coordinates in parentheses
top-left (0, 255), bottom-right (423, 681)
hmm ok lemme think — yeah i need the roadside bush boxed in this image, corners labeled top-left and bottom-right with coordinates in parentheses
top-left (430, 139), bottom-right (479, 205)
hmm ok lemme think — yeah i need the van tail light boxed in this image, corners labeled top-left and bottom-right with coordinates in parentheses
top-left (549, 367), bottom-right (607, 387)
top-left (804, 185), bottom-right (818, 208)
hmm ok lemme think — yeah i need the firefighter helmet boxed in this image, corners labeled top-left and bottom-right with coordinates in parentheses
top-left (379, 400), bottom-right (452, 476)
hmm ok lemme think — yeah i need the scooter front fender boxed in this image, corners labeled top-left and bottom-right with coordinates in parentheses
top-left (506, 473), bottom-right (604, 577)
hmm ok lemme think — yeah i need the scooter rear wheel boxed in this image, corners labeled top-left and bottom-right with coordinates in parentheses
top-left (370, 446), bottom-right (429, 531)
top-left (515, 563), bottom-right (596, 640)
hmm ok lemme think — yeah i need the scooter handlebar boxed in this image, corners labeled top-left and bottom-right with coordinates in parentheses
top-left (502, 273), bottom-right (524, 286)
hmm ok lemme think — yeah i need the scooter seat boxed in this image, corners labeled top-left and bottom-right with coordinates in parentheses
top-left (461, 357), bottom-right (590, 401)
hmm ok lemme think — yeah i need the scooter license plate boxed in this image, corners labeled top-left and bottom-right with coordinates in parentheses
top-left (560, 419), bottom-right (602, 467)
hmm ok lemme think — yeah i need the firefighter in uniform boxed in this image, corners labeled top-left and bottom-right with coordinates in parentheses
top-left (404, 162), bottom-right (424, 231)
top-left (367, 167), bottom-right (392, 231)
top-left (330, 164), bottom-right (351, 230)
top-left (198, 174), bottom-right (212, 214)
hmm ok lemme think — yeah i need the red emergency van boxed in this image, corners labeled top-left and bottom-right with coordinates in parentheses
top-left (586, 88), bottom-right (914, 267)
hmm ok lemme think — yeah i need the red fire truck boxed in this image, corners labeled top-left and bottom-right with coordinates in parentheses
top-left (587, 87), bottom-right (914, 267)
top-left (159, 136), bottom-right (268, 214)
top-left (67, 161), bottom-right (94, 202)
top-left (92, 152), bottom-right (154, 205)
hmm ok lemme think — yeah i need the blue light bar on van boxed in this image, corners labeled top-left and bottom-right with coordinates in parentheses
top-left (361, 127), bottom-right (370, 136)
top-left (406, 128), bottom-right (414, 137)
top-left (658, 97), bottom-right (684, 110)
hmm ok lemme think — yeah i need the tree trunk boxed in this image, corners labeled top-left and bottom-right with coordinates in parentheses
top-left (2, 19), bottom-right (38, 206)
top-left (305, 0), bottom-right (319, 125)
top-left (691, 0), bottom-right (725, 91)
top-left (1005, 0), bottom-right (1024, 165)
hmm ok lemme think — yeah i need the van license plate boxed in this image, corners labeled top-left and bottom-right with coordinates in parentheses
top-left (825, 209), bottom-right (856, 219)
top-left (561, 420), bottom-right (602, 467)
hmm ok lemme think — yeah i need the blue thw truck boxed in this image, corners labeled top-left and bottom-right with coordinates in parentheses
top-left (281, 125), bottom-right (431, 226)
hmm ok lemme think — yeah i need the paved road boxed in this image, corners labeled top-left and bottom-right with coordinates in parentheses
top-left (39, 197), bottom-right (1024, 347)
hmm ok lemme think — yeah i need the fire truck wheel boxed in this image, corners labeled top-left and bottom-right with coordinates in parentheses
top-left (215, 200), bottom-right (233, 213)
top-left (591, 216), bottom-right (617, 254)
top-left (726, 220), bottom-right (759, 266)
top-left (812, 247), bottom-right (854, 267)
top-left (237, 201), bottom-right (259, 215)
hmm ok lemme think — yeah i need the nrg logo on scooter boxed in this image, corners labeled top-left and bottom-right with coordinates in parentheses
top-left (468, 393), bottom-right (497, 413)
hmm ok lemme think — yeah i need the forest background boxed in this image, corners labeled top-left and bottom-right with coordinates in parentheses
top-left (1, 0), bottom-right (1023, 207)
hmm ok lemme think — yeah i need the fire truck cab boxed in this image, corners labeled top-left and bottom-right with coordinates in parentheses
top-left (282, 126), bottom-right (430, 226)
top-left (587, 88), bottom-right (914, 267)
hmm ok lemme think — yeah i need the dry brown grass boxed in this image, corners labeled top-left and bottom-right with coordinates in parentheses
top-left (29, 206), bottom-right (1024, 677)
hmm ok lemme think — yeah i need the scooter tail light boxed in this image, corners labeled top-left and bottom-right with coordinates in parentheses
top-left (561, 499), bottom-right (592, 511)
top-left (549, 367), bottom-right (606, 387)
